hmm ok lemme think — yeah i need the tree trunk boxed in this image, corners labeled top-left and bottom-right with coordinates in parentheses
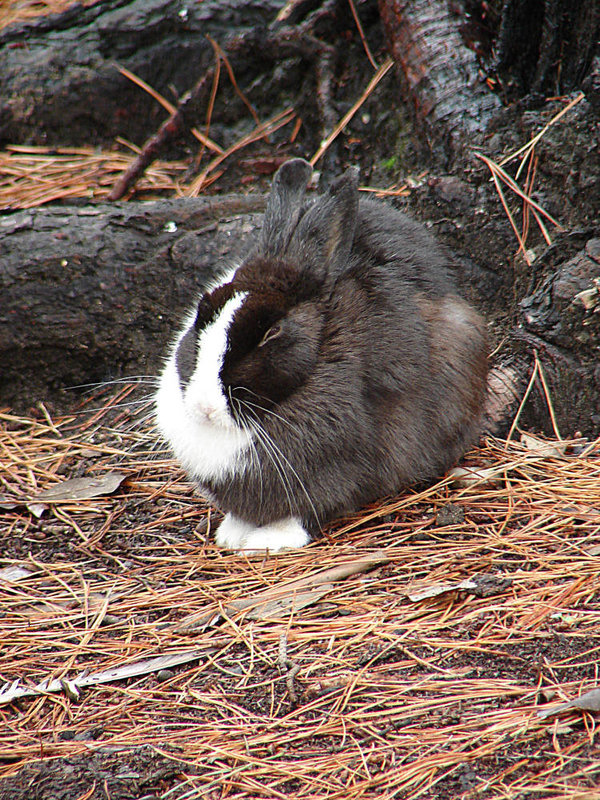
top-left (0, 196), bottom-right (264, 409)
top-left (378, 0), bottom-right (502, 164)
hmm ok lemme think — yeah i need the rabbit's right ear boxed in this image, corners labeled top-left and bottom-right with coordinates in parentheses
top-left (287, 165), bottom-right (359, 285)
top-left (261, 158), bottom-right (313, 256)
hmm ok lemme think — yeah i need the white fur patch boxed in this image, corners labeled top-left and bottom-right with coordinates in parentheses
top-left (216, 513), bottom-right (310, 553)
top-left (155, 290), bottom-right (253, 483)
top-left (205, 265), bottom-right (238, 293)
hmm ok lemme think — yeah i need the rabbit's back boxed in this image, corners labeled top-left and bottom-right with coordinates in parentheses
top-left (351, 198), bottom-right (456, 296)
top-left (315, 198), bottom-right (488, 502)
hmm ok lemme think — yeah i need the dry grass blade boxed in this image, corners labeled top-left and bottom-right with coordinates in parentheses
top-left (117, 66), bottom-right (224, 155)
top-left (360, 182), bottom-right (411, 198)
top-left (477, 153), bottom-right (563, 230)
top-left (311, 57), bottom-right (394, 166)
top-left (206, 37), bottom-right (262, 130)
top-left (493, 166), bottom-right (531, 261)
top-left (505, 356), bottom-right (541, 443)
top-left (0, 145), bottom-right (188, 209)
top-left (1, 388), bottom-right (599, 798)
top-left (475, 152), bottom-right (563, 263)
top-left (499, 92), bottom-right (585, 176)
top-left (185, 108), bottom-right (297, 196)
top-left (534, 352), bottom-right (562, 441)
top-left (475, 94), bottom-right (583, 262)
top-left (347, 0), bottom-right (379, 70)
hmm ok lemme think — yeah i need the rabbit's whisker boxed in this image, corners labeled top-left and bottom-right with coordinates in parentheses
top-left (235, 397), bottom-right (297, 520)
top-left (228, 387), bottom-right (264, 512)
top-left (246, 416), bottom-right (297, 521)
top-left (238, 398), bottom-right (320, 529)
top-left (236, 396), bottom-right (301, 435)
top-left (67, 377), bottom-right (159, 391)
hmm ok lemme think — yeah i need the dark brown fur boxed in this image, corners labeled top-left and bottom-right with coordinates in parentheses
top-left (178, 160), bottom-right (489, 531)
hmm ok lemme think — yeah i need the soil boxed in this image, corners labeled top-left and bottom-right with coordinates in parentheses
top-left (1, 397), bottom-right (599, 798)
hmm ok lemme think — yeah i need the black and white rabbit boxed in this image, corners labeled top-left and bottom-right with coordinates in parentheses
top-left (156, 158), bottom-right (488, 552)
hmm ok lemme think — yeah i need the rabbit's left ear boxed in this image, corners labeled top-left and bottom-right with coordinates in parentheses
top-left (262, 158), bottom-right (313, 256)
top-left (289, 165), bottom-right (359, 283)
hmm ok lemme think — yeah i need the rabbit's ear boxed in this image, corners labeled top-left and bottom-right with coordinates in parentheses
top-left (262, 158), bottom-right (313, 256)
top-left (289, 165), bottom-right (359, 282)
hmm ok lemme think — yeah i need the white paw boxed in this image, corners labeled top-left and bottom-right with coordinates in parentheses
top-left (242, 518), bottom-right (310, 554)
top-left (216, 515), bottom-right (310, 553)
top-left (215, 513), bottom-right (254, 549)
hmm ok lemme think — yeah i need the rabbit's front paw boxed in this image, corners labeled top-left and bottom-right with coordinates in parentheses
top-left (241, 517), bottom-right (310, 553)
top-left (215, 513), bottom-right (254, 549)
top-left (216, 515), bottom-right (310, 553)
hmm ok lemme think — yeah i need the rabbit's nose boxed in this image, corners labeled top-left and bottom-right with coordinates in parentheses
top-left (193, 402), bottom-right (221, 424)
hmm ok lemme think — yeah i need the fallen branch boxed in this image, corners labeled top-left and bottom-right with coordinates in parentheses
top-left (0, 648), bottom-right (217, 706)
top-left (174, 549), bottom-right (391, 632)
top-left (108, 67), bottom-right (217, 201)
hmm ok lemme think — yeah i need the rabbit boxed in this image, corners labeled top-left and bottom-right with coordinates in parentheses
top-left (155, 158), bottom-right (488, 553)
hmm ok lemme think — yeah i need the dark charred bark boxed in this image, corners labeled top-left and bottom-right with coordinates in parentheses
top-left (378, 0), bottom-right (503, 164)
top-left (0, 0), bottom-right (287, 149)
top-left (0, 196), bottom-right (264, 410)
top-left (0, 0), bottom-right (378, 171)
top-left (497, 0), bottom-right (600, 95)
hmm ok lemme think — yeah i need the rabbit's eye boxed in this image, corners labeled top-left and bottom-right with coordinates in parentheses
top-left (258, 322), bottom-right (283, 348)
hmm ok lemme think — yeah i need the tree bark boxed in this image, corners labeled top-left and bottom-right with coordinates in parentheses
top-left (0, 0), bottom-right (286, 148)
top-left (378, 0), bottom-right (502, 164)
top-left (0, 196), bottom-right (264, 409)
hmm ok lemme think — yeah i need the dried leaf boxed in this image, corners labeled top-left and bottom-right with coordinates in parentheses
top-left (560, 505), bottom-right (600, 523)
top-left (305, 672), bottom-right (353, 699)
top-left (408, 579), bottom-right (478, 602)
top-left (538, 687), bottom-right (600, 718)
top-left (26, 502), bottom-right (48, 518)
top-left (32, 472), bottom-right (127, 503)
top-left (232, 584), bottom-right (334, 621)
top-left (448, 465), bottom-right (503, 487)
top-left (0, 565), bottom-right (33, 583)
top-left (408, 574), bottom-right (511, 602)
top-left (0, 648), bottom-right (217, 706)
top-left (520, 433), bottom-right (567, 458)
top-left (15, 590), bottom-right (114, 620)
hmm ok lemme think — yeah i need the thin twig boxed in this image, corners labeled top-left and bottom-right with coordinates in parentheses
top-left (347, 0), bottom-right (378, 69)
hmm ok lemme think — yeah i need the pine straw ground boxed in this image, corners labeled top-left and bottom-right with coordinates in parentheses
top-left (0, 387), bottom-right (599, 800)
